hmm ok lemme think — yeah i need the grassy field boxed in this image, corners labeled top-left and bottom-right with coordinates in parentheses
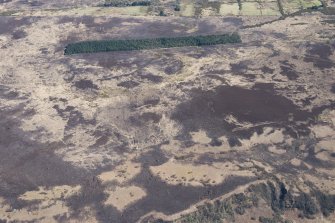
top-left (0, 0), bottom-right (323, 17)
top-left (176, 0), bottom-right (322, 16)
top-left (259, 1), bottom-right (282, 16)
top-left (220, 3), bottom-right (241, 15)
top-left (10, 6), bottom-right (149, 17)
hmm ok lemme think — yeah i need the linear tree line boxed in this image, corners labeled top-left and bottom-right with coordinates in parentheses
top-left (103, 0), bottom-right (151, 7)
top-left (64, 33), bottom-right (242, 55)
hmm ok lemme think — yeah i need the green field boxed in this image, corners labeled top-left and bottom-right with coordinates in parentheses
top-left (177, 0), bottom-right (323, 16)
top-left (1, 0), bottom-right (323, 17)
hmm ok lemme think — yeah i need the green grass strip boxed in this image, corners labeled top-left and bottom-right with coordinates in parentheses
top-left (64, 33), bottom-right (242, 55)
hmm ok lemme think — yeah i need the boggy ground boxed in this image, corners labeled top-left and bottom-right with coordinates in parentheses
top-left (0, 2), bottom-right (335, 223)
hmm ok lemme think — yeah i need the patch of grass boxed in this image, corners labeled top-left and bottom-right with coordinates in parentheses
top-left (301, 0), bottom-right (323, 9)
top-left (281, 0), bottom-right (301, 15)
top-left (64, 34), bottom-right (242, 55)
top-left (259, 1), bottom-right (282, 16)
top-left (219, 3), bottom-right (240, 15)
top-left (180, 3), bottom-right (195, 16)
top-left (241, 2), bottom-right (262, 15)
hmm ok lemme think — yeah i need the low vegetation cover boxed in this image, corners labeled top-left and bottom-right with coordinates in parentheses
top-left (64, 33), bottom-right (242, 55)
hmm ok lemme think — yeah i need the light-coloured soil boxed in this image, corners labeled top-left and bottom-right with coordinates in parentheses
top-left (0, 1), bottom-right (334, 222)
top-left (150, 159), bottom-right (255, 186)
top-left (104, 185), bottom-right (146, 211)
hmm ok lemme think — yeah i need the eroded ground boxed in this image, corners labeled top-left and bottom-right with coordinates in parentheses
top-left (0, 0), bottom-right (335, 222)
